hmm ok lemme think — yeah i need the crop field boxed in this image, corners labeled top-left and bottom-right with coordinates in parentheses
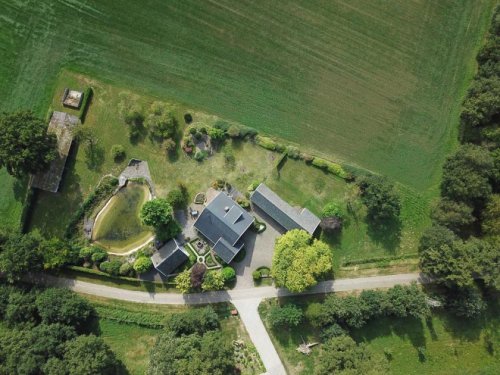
top-left (0, 0), bottom-right (494, 193)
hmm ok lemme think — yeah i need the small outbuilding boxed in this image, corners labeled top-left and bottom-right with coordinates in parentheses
top-left (62, 88), bottom-right (84, 109)
top-left (151, 238), bottom-right (189, 277)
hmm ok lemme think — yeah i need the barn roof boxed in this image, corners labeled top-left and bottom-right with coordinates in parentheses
top-left (250, 183), bottom-right (320, 235)
top-left (151, 238), bottom-right (189, 276)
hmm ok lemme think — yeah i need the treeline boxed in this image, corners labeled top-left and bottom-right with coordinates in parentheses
top-left (0, 284), bottom-right (122, 375)
top-left (419, 6), bottom-right (500, 316)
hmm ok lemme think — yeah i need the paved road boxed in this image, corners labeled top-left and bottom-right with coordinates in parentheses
top-left (42, 273), bottom-right (429, 375)
top-left (43, 273), bottom-right (427, 305)
top-left (233, 298), bottom-right (286, 375)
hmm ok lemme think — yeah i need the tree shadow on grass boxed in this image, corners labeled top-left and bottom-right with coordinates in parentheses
top-left (365, 217), bottom-right (402, 254)
top-left (13, 176), bottom-right (28, 201)
top-left (85, 143), bottom-right (105, 171)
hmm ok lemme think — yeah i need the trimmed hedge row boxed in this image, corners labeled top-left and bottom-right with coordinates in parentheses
top-left (255, 135), bottom-right (285, 152)
top-left (311, 157), bottom-right (348, 179)
top-left (78, 87), bottom-right (93, 122)
top-left (95, 305), bottom-right (166, 328)
top-left (341, 253), bottom-right (419, 267)
top-left (19, 186), bottom-right (37, 232)
top-left (64, 176), bottom-right (118, 238)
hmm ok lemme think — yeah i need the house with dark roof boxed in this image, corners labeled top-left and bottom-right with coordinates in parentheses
top-left (32, 111), bottom-right (80, 193)
top-left (193, 192), bottom-right (254, 263)
top-left (151, 238), bottom-right (189, 277)
top-left (250, 183), bottom-right (320, 235)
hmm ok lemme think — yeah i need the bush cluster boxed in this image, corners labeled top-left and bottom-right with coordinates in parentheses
top-left (311, 157), bottom-right (349, 179)
top-left (255, 135), bottom-right (285, 152)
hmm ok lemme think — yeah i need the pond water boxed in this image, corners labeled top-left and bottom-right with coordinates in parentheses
top-left (92, 182), bottom-right (153, 253)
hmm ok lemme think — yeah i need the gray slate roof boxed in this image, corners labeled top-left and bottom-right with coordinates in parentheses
top-left (193, 192), bottom-right (253, 262)
top-left (32, 111), bottom-right (80, 192)
top-left (151, 239), bottom-right (189, 276)
top-left (250, 183), bottom-right (320, 235)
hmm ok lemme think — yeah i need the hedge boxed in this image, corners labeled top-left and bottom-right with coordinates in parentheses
top-left (95, 305), bottom-right (166, 328)
top-left (19, 186), bottom-right (37, 232)
top-left (256, 135), bottom-right (285, 152)
top-left (78, 87), bottom-right (93, 123)
top-left (341, 253), bottom-right (419, 267)
top-left (311, 157), bottom-right (349, 179)
top-left (64, 176), bottom-right (118, 238)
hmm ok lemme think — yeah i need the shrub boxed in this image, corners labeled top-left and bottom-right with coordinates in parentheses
top-left (208, 127), bottom-right (225, 143)
top-left (267, 304), bottom-right (303, 328)
top-left (305, 302), bottom-right (327, 327)
top-left (321, 202), bottom-right (343, 219)
top-left (119, 262), bottom-right (134, 277)
top-left (184, 113), bottom-right (193, 124)
top-left (320, 323), bottom-right (347, 341)
top-left (286, 146), bottom-right (300, 159)
top-left (227, 125), bottom-right (241, 138)
top-left (163, 139), bottom-right (176, 153)
top-left (252, 270), bottom-right (261, 281)
top-left (221, 267), bottom-right (236, 282)
top-left (90, 247), bottom-right (108, 265)
top-left (247, 180), bottom-right (261, 192)
top-left (201, 270), bottom-right (225, 291)
top-left (110, 144), bottom-right (125, 161)
top-left (236, 196), bottom-right (250, 209)
top-left (133, 257), bottom-right (153, 274)
top-left (99, 260), bottom-right (122, 276)
top-left (164, 306), bottom-right (219, 336)
top-left (311, 157), bottom-right (348, 179)
top-left (256, 135), bottom-right (278, 151)
top-left (194, 150), bottom-right (208, 161)
top-left (302, 153), bottom-right (314, 163)
top-left (213, 120), bottom-right (230, 131)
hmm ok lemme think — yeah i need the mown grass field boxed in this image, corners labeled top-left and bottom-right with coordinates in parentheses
top-left (0, 0), bottom-right (494, 194)
top-left (28, 72), bottom-right (430, 263)
top-left (260, 296), bottom-right (500, 375)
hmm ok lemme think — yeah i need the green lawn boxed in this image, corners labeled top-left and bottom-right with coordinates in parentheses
top-left (0, 0), bottom-right (494, 193)
top-left (0, 170), bottom-right (27, 230)
top-left (28, 71), bottom-right (430, 262)
top-left (260, 296), bottom-right (500, 375)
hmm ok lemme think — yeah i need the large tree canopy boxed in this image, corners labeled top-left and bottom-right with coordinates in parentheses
top-left (272, 229), bottom-right (333, 292)
top-left (147, 331), bottom-right (234, 375)
top-left (0, 111), bottom-right (57, 177)
top-left (357, 175), bottom-right (401, 223)
top-left (0, 231), bottom-right (44, 283)
top-left (315, 335), bottom-right (388, 375)
top-left (440, 144), bottom-right (494, 205)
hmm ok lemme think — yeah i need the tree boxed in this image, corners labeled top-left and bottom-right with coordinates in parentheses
top-left (430, 198), bottom-right (475, 233)
top-left (386, 283), bottom-right (430, 319)
top-left (272, 229), bottom-right (333, 292)
top-left (164, 306), bottom-right (219, 336)
top-left (267, 304), bottom-right (303, 328)
top-left (357, 175), bottom-right (401, 223)
top-left (175, 269), bottom-right (192, 293)
top-left (145, 101), bottom-right (177, 139)
top-left (315, 335), bottom-right (388, 375)
top-left (141, 198), bottom-right (174, 228)
top-left (63, 335), bottom-right (120, 375)
top-left (482, 195), bottom-right (500, 236)
top-left (202, 270), bottom-right (225, 291)
top-left (440, 144), bottom-right (493, 205)
top-left (322, 294), bottom-right (368, 328)
top-left (147, 331), bottom-right (234, 375)
top-left (419, 227), bottom-right (491, 288)
top-left (5, 290), bottom-right (38, 326)
top-left (0, 324), bottom-right (76, 375)
top-left (461, 76), bottom-right (500, 128)
top-left (90, 247), bottom-right (107, 264)
top-left (359, 289), bottom-right (390, 318)
top-left (0, 231), bottom-right (43, 283)
top-left (166, 189), bottom-right (186, 209)
top-left (190, 263), bottom-right (206, 289)
top-left (446, 285), bottom-right (487, 318)
top-left (0, 111), bottom-right (57, 177)
top-left (35, 288), bottom-right (95, 332)
top-left (133, 256), bottom-right (153, 274)
top-left (41, 237), bottom-right (78, 270)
